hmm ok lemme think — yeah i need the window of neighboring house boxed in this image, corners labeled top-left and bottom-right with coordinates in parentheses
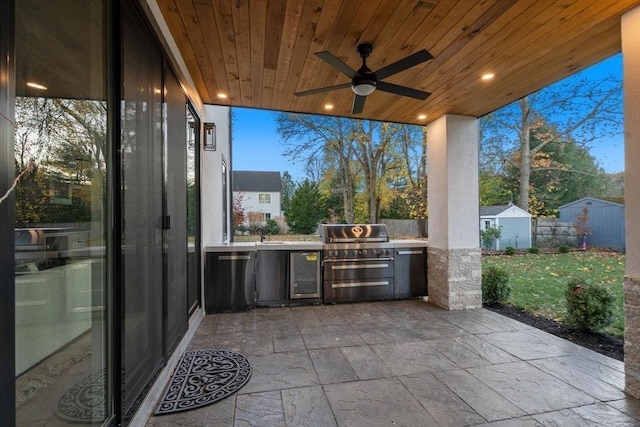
top-left (264, 213), bottom-right (271, 221)
top-left (484, 220), bottom-right (491, 229)
top-left (259, 193), bottom-right (270, 203)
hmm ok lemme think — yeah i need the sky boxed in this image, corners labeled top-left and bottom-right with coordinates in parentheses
top-left (231, 54), bottom-right (624, 180)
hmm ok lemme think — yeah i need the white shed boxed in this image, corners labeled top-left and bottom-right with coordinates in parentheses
top-left (480, 204), bottom-right (532, 250)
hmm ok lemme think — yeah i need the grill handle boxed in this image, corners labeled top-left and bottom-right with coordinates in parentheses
top-left (323, 257), bottom-right (393, 264)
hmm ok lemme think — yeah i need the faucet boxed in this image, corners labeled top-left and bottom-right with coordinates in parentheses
top-left (256, 227), bottom-right (266, 242)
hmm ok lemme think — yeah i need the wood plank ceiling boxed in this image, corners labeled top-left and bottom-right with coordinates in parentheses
top-left (156, 0), bottom-right (640, 125)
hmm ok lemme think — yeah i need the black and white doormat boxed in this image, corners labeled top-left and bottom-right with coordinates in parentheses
top-left (154, 349), bottom-right (252, 415)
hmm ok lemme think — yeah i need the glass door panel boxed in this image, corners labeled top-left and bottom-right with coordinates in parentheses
top-left (164, 66), bottom-right (188, 354)
top-left (14, 0), bottom-right (109, 424)
top-left (187, 108), bottom-right (200, 313)
top-left (120, 3), bottom-right (164, 418)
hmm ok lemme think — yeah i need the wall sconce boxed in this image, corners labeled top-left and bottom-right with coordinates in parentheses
top-left (204, 122), bottom-right (216, 151)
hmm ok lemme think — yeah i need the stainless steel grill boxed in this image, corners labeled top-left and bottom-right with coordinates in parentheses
top-left (319, 224), bottom-right (394, 303)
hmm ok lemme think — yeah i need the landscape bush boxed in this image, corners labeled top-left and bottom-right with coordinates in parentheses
top-left (565, 277), bottom-right (615, 332)
top-left (504, 246), bottom-right (516, 255)
top-left (481, 226), bottom-right (502, 249)
top-left (558, 244), bottom-right (570, 253)
top-left (263, 218), bottom-right (280, 235)
top-left (482, 265), bottom-right (511, 305)
top-left (527, 247), bottom-right (540, 254)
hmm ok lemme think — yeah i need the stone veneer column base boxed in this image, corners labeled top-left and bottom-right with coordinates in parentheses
top-left (427, 247), bottom-right (482, 310)
top-left (625, 276), bottom-right (640, 398)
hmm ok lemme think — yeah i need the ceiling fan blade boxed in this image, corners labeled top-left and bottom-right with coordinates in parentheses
top-left (377, 81), bottom-right (431, 100)
top-left (316, 51), bottom-right (357, 78)
top-left (375, 49), bottom-right (433, 80)
top-left (294, 82), bottom-right (352, 97)
top-left (352, 94), bottom-right (366, 114)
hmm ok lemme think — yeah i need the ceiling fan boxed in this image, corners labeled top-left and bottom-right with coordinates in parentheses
top-left (294, 43), bottom-right (433, 114)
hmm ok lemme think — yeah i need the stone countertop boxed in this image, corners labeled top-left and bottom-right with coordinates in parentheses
top-left (204, 242), bottom-right (258, 253)
top-left (391, 239), bottom-right (428, 248)
top-left (205, 240), bottom-right (427, 252)
top-left (255, 241), bottom-right (324, 251)
top-left (204, 241), bottom-right (324, 252)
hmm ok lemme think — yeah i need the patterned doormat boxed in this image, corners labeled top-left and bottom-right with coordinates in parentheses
top-left (55, 369), bottom-right (107, 423)
top-left (154, 349), bottom-right (252, 415)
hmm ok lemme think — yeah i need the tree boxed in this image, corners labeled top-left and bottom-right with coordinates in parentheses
top-left (277, 112), bottom-right (425, 224)
top-left (280, 171), bottom-right (295, 214)
top-left (286, 180), bottom-right (326, 234)
top-left (501, 123), bottom-right (605, 216)
top-left (233, 192), bottom-right (246, 229)
top-left (277, 113), bottom-right (359, 222)
top-left (481, 73), bottom-right (622, 213)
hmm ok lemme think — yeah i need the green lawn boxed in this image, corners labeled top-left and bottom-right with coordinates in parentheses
top-left (482, 251), bottom-right (626, 337)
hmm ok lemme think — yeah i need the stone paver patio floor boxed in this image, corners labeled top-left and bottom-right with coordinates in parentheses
top-left (146, 299), bottom-right (640, 426)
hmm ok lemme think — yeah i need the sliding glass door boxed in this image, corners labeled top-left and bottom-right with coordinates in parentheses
top-left (14, 0), bottom-right (109, 424)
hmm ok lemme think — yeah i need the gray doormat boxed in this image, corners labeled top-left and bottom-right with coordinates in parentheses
top-left (154, 349), bottom-right (252, 415)
top-left (55, 369), bottom-right (107, 423)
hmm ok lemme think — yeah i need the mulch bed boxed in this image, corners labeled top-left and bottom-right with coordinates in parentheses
top-left (484, 303), bottom-right (624, 361)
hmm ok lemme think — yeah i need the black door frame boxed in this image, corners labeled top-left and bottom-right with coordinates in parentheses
top-left (0, 0), bottom-right (16, 423)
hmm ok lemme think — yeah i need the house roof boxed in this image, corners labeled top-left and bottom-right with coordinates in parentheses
top-left (151, 0), bottom-right (639, 126)
top-left (480, 204), bottom-right (531, 218)
top-left (233, 171), bottom-right (282, 192)
top-left (559, 196), bottom-right (625, 209)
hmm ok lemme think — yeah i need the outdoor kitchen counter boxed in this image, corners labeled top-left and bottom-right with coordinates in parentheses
top-left (391, 239), bottom-right (428, 248)
top-left (204, 242), bottom-right (257, 253)
top-left (204, 241), bottom-right (323, 252)
top-left (256, 241), bottom-right (323, 251)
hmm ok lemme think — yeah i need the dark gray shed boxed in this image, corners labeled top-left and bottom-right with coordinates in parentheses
top-left (558, 197), bottom-right (625, 251)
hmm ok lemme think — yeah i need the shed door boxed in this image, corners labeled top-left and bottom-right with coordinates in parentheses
top-left (499, 218), bottom-right (531, 249)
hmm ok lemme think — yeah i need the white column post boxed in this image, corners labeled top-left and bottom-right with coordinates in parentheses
top-left (426, 114), bottom-right (482, 310)
top-left (622, 5), bottom-right (640, 398)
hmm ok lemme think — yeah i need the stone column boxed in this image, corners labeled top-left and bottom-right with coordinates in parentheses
top-left (622, 5), bottom-right (640, 399)
top-left (426, 114), bottom-right (481, 310)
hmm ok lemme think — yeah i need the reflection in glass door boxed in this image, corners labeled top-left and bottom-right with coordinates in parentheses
top-left (14, 0), bottom-right (109, 424)
top-left (187, 107), bottom-right (201, 314)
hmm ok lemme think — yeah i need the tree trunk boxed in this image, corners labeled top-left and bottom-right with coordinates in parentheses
top-left (518, 98), bottom-right (532, 212)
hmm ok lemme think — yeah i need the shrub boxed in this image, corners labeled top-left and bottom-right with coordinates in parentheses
top-left (482, 266), bottom-right (511, 305)
top-left (558, 244), bottom-right (570, 253)
top-left (234, 224), bottom-right (248, 235)
top-left (504, 246), bottom-right (516, 255)
top-left (565, 277), bottom-right (615, 332)
top-left (527, 247), bottom-right (540, 254)
top-left (481, 226), bottom-right (502, 249)
top-left (264, 218), bottom-right (280, 235)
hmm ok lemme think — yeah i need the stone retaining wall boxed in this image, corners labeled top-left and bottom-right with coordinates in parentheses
top-left (535, 218), bottom-right (576, 248)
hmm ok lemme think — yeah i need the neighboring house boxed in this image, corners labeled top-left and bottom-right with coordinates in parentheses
top-left (480, 204), bottom-right (532, 250)
top-left (559, 197), bottom-right (626, 251)
top-left (232, 171), bottom-right (282, 224)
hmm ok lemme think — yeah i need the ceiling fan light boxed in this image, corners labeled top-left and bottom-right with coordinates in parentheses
top-left (352, 83), bottom-right (376, 96)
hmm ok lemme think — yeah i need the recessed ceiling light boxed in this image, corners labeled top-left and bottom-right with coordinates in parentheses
top-left (26, 82), bottom-right (47, 90)
top-left (481, 73), bottom-right (495, 81)
top-left (217, 93), bottom-right (228, 99)
top-left (324, 104), bottom-right (334, 110)
top-left (417, 114), bottom-right (427, 120)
